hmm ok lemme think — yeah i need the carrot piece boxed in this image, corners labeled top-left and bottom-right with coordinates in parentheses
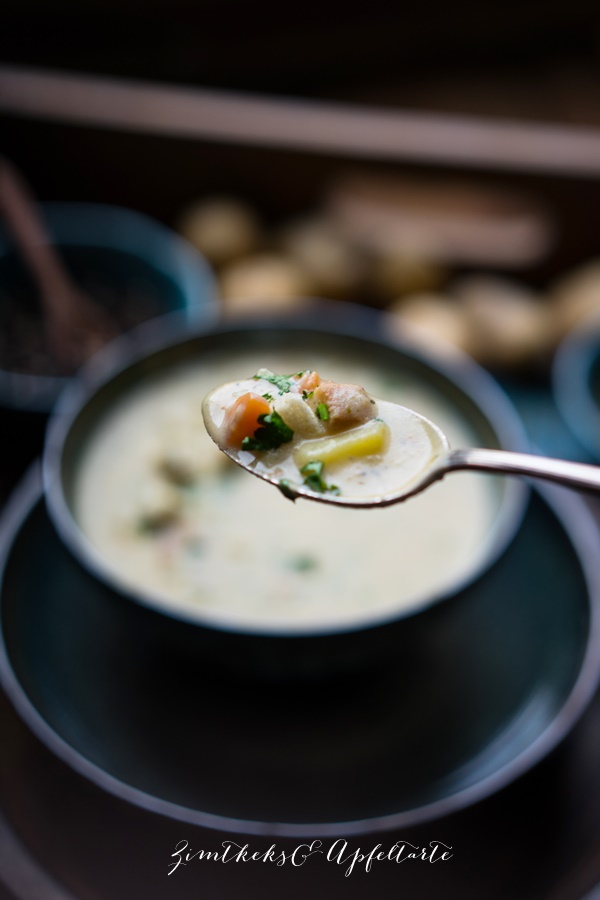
top-left (223, 392), bottom-right (272, 447)
top-left (296, 370), bottom-right (321, 393)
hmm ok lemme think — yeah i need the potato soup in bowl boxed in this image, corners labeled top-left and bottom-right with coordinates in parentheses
top-left (44, 310), bottom-right (527, 638)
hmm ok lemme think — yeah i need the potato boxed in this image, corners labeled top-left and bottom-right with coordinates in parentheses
top-left (293, 419), bottom-right (388, 469)
top-left (550, 260), bottom-right (600, 341)
top-left (388, 293), bottom-right (472, 354)
top-left (219, 254), bottom-right (311, 317)
top-left (178, 198), bottom-right (261, 267)
top-left (370, 251), bottom-right (446, 299)
top-left (273, 393), bottom-right (325, 438)
top-left (453, 275), bottom-right (552, 368)
top-left (280, 218), bottom-right (367, 299)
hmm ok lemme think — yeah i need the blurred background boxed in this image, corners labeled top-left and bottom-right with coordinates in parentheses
top-left (3, 0), bottom-right (600, 426)
top-left (3, 0), bottom-right (600, 105)
top-left (3, 5), bottom-right (600, 898)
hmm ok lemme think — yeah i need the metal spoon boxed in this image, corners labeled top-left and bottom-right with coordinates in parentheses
top-left (203, 390), bottom-right (600, 508)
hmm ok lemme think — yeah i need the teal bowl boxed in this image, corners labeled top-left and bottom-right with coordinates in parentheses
top-left (0, 202), bottom-right (218, 414)
top-left (553, 320), bottom-right (600, 463)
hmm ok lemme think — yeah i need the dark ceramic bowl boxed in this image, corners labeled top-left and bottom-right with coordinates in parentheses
top-left (1, 466), bottom-right (599, 835)
top-left (0, 202), bottom-right (218, 415)
top-left (553, 319), bottom-right (600, 463)
top-left (43, 305), bottom-right (528, 677)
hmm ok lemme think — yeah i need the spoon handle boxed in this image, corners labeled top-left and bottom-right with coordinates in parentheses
top-left (445, 448), bottom-right (600, 493)
top-left (0, 158), bottom-right (76, 312)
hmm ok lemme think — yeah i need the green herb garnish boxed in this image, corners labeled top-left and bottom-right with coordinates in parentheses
top-left (315, 402), bottom-right (329, 421)
top-left (242, 411), bottom-right (294, 451)
top-left (253, 368), bottom-right (314, 395)
top-left (262, 392), bottom-right (274, 402)
top-left (278, 479), bottom-right (297, 501)
top-left (288, 554), bottom-right (318, 572)
top-left (253, 369), bottom-right (294, 394)
top-left (300, 460), bottom-right (339, 494)
top-left (302, 389), bottom-right (314, 400)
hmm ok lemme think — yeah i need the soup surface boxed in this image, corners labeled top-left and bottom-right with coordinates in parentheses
top-left (74, 348), bottom-right (502, 631)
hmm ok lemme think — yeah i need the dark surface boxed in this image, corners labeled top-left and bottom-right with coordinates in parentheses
top-left (0, 386), bottom-right (599, 898)
top-left (1, 476), bottom-right (596, 832)
top-left (2, 1), bottom-right (600, 101)
top-left (4, 114), bottom-right (600, 284)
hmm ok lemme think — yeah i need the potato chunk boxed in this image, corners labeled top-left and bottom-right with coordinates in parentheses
top-left (273, 392), bottom-right (325, 438)
top-left (293, 419), bottom-right (389, 469)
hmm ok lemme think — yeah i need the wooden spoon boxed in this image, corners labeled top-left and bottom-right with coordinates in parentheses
top-left (0, 157), bottom-right (115, 371)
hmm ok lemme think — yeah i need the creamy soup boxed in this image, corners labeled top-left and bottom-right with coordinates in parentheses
top-left (74, 349), bottom-right (502, 632)
top-left (203, 369), bottom-right (448, 503)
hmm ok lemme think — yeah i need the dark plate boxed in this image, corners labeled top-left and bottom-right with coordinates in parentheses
top-left (1, 466), bottom-right (600, 838)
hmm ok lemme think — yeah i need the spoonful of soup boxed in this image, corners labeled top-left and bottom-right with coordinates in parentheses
top-left (202, 368), bottom-right (600, 507)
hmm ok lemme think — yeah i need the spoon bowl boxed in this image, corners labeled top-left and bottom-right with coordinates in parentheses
top-left (203, 384), bottom-right (451, 506)
top-left (203, 379), bottom-right (600, 507)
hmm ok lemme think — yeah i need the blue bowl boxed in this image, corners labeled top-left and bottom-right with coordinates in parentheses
top-left (0, 202), bottom-right (218, 414)
top-left (553, 320), bottom-right (600, 463)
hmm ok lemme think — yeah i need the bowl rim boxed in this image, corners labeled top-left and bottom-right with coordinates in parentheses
top-left (42, 302), bottom-right (530, 637)
top-left (0, 201), bottom-right (219, 413)
top-left (552, 317), bottom-right (600, 463)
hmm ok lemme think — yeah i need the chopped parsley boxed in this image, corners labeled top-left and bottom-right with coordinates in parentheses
top-left (253, 369), bottom-right (294, 394)
top-left (302, 389), bottom-right (314, 400)
top-left (278, 479), bottom-right (297, 501)
top-left (315, 402), bottom-right (329, 421)
top-left (300, 460), bottom-right (339, 495)
top-left (242, 411), bottom-right (294, 451)
top-left (287, 554), bottom-right (319, 572)
top-left (262, 392), bottom-right (274, 402)
top-left (253, 368), bottom-right (312, 395)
